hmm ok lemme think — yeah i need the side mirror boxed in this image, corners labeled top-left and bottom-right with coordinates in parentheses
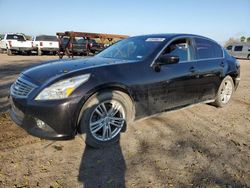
top-left (156, 54), bottom-right (179, 65)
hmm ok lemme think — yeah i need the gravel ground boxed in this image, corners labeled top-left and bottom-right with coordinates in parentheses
top-left (0, 54), bottom-right (249, 188)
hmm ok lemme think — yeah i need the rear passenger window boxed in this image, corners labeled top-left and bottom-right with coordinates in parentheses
top-left (234, 46), bottom-right (243, 51)
top-left (195, 38), bottom-right (223, 59)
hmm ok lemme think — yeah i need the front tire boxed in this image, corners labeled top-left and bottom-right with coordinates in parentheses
top-left (212, 76), bottom-right (234, 107)
top-left (38, 49), bottom-right (43, 56)
top-left (78, 90), bottom-right (134, 148)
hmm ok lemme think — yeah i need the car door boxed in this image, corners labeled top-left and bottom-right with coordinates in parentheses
top-left (193, 37), bottom-right (224, 102)
top-left (233, 45), bottom-right (243, 58)
top-left (148, 37), bottom-right (199, 114)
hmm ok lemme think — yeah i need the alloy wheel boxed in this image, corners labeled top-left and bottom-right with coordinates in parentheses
top-left (89, 100), bottom-right (125, 141)
top-left (220, 80), bottom-right (233, 104)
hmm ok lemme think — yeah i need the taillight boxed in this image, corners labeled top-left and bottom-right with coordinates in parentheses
top-left (40, 42), bottom-right (43, 46)
top-left (8, 41), bottom-right (12, 48)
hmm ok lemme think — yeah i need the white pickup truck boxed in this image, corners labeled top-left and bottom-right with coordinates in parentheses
top-left (0, 33), bottom-right (33, 55)
top-left (33, 35), bottom-right (59, 55)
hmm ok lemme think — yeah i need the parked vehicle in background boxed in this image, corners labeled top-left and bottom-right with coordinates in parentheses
top-left (0, 33), bottom-right (33, 55)
top-left (33, 35), bottom-right (59, 55)
top-left (9, 34), bottom-right (240, 148)
top-left (226, 43), bottom-right (250, 59)
top-left (89, 39), bottom-right (104, 54)
top-left (59, 37), bottom-right (90, 57)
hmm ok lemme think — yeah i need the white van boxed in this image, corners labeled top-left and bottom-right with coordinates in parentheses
top-left (226, 43), bottom-right (250, 59)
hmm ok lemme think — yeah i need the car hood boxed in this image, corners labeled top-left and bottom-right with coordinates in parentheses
top-left (22, 57), bottom-right (129, 84)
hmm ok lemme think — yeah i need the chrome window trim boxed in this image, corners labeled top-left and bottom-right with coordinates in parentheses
top-left (150, 35), bottom-right (224, 67)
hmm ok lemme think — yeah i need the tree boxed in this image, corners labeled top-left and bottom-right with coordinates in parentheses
top-left (224, 37), bottom-right (239, 47)
top-left (247, 37), bottom-right (250, 43)
top-left (240, 36), bottom-right (246, 42)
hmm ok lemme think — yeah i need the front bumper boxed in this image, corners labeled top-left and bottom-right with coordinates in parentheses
top-left (10, 47), bottom-right (33, 52)
top-left (9, 94), bottom-right (82, 140)
top-left (41, 47), bottom-right (59, 52)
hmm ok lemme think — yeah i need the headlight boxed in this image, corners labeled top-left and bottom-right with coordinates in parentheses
top-left (35, 74), bottom-right (90, 100)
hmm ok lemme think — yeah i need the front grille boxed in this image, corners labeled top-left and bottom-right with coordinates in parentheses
top-left (11, 77), bottom-right (37, 98)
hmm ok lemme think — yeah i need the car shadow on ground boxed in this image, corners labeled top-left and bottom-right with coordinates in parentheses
top-left (78, 144), bottom-right (126, 188)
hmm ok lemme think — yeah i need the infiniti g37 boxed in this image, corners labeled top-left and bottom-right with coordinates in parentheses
top-left (9, 34), bottom-right (240, 148)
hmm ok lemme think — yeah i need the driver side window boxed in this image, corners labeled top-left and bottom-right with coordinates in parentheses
top-left (163, 38), bottom-right (193, 62)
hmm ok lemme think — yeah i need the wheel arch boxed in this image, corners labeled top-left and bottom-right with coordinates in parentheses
top-left (75, 83), bottom-right (135, 131)
top-left (225, 72), bottom-right (239, 88)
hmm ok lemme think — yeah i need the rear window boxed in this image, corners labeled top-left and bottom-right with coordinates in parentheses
top-left (234, 46), bottom-right (243, 51)
top-left (226, 45), bottom-right (232, 50)
top-left (35, 36), bottom-right (58, 41)
top-left (6, 34), bottom-right (25, 41)
top-left (195, 38), bottom-right (223, 59)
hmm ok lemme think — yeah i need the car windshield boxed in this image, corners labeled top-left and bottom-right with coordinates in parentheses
top-left (35, 36), bottom-right (58, 41)
top-left (96, 36), bottom-right (166, 61)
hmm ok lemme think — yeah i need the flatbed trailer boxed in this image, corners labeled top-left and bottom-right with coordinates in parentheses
top-left (56, 31), bottom-right (128, 59)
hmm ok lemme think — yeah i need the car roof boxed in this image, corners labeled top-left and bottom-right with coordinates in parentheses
top-left (229, 42), bottom-right (250, 46)
top-left (133, 33), bottom-right (210, 39)
top-left (131, 33), bottom-right (219, 44)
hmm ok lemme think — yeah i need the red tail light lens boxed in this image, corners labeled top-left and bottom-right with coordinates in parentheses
top-left (8, 41), bottom-right (12, 47)
top-left (40, 42), bottom-right (43, 46)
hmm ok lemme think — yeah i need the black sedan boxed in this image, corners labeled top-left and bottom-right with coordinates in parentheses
top-left (10, 34), bottom-right (240, 148)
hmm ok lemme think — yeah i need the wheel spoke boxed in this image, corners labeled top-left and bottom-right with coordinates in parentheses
top-left (107, 124), bottom-right (112, 138)
top-left (95, 103), bottom-right (107, 117)
top-left (102, 126), bottom-right (107, 140)
top-left (109, 117), bottom-right (125, 128)
top-left (108, 101), bottom-right (121, 117)
top-left (90, 119), bottom-right (105, 133)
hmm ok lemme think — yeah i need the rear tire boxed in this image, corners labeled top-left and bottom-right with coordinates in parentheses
top-left (7, 48), bottom-right (12, 56)
top-left (78, 90), bottom-right (134, 148)
top-left (212, 76), bottom-right (234, 108)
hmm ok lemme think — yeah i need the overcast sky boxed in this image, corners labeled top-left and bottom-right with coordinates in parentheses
top-left (0, 0), bottom-right (249, 44)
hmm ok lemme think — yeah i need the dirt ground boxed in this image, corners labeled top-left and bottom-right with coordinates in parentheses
top-left (0, 54), bottom-right (249, 188)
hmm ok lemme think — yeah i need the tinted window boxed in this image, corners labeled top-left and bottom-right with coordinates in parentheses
top-left (89, 39), bottom-right (97, 44)
top-left (97, 36), bottom-right (165, 61)
top-left (226, 45), bottom-right (232, 50)
top-left (195, 38), bottom-right (223, 59)
top-left (6, 34), bottom-right (25, 41)
top-left (35, 36), bottom-right (58, 41)
top-left (234, 46), bottom-right (243, 51)
top-left (77, 38), bottom-right (88, 44)
top-left (163, 38), bottom-right (193, 62)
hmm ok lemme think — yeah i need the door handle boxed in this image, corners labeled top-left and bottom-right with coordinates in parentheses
top-left (220, 62), bottom-right (225, 67)
top-left (189, 66), bottom-right (196, 73)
